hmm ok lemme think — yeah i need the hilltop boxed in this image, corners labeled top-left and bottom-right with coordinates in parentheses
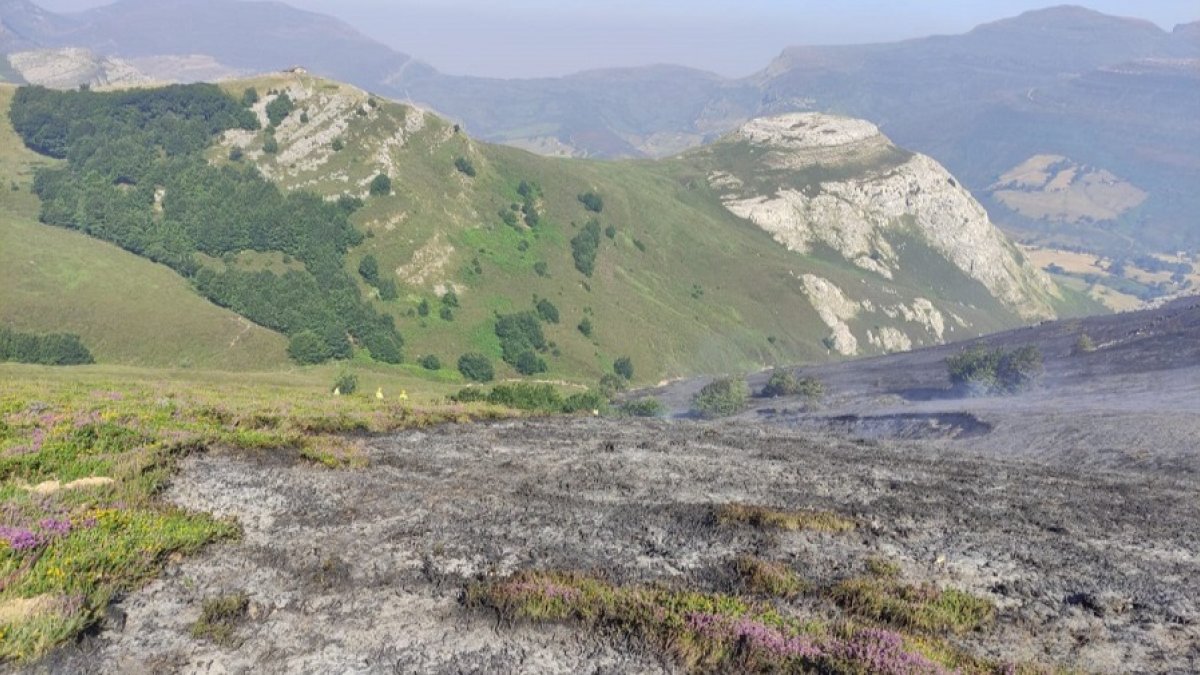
top-left (0, 71), bottom-right (1084, 383)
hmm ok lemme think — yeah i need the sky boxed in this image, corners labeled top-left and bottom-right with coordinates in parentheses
top-left (33, 0), bottom-right (1200, 78)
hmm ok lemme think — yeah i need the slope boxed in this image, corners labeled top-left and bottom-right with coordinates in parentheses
top-left (207, 73), bottom-right (1082, 383)
top-left (0, 84), bottom-right (290, 370)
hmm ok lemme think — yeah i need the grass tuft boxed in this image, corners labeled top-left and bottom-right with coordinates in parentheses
top-left (190, 592), bottom-right (249, 647)
top-left (715, 503), bottom-right (856, 533)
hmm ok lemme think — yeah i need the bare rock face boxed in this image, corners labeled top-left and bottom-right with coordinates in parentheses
top-left (7, 48), bottom-right (150, 89)
top-left (715, 113), bottom-right (1060, 322)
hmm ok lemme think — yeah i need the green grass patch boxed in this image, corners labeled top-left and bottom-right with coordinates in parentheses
top-left (830, 577), bottom-right (996, 635)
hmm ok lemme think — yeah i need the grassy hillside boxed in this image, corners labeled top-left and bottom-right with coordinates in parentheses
top-left (206, 73), bottom-right (1080, 385)
top-left (0, 85), bottom-right (290, 370)
top-left (2, 75), bottom-right (1089, 384)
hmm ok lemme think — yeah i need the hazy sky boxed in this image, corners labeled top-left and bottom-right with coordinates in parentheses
top-left (34, 1), bottom-right (1200, 78)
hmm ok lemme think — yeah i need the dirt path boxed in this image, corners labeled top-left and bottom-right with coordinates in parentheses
top-left (26, 418), bottom-right (1200, 674)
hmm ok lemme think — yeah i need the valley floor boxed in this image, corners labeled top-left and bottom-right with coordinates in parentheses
top-left (25, 417), bottom-right (1200, 674)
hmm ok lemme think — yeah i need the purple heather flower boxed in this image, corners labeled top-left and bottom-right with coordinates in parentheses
top-left (0, 526), bottom-right (45, 551)
top-left (39, 518), bottom-right (72, 537)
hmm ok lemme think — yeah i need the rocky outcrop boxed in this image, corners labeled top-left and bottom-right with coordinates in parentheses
top-left (7, 47), bottom-right (149, 89)
top-left (714, 113), bottom-right (1060, 321)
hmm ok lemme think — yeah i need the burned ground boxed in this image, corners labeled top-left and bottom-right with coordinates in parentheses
top-left (25, 414), bottom-right (1200, 674)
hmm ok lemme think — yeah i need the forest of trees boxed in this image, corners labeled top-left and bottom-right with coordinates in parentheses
top-left (12, 85), bottom-right (404, 364)
top-left (0, 327), bottom-right (94, 366)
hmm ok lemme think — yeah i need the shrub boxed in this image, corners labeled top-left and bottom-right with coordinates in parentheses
top-left (369, 173), bottom-right (392, 196)
top-left (761, 371), bottom-right (824, 402)
top-left (1074, 333), bottom-right (1096, 354)
top-left (578, 192), bottom-right (603, 213)
top-left (577, 318), bottom-right (593, 338)
top-left (620, 397), bottom-right (664, 418)
top-left (947, 344), bottom-right (1043, 395)
top-left (228, 147), bottom-right (243, 162)
top-left (604, 224), bottom-right (616, 239)
top-left (534, 261), bottom-right (549, 277)
top-left (377, 279), bottom-right (399, 301)
top-left (262, 136), bottom-right (279, 154)
top-left (535, 298), bottom-right (560, 324)
top-left (454, 156), bottom-right (477, 177)
top-left (417, 299), bottom-right (431, 317)
top-left (441, 290), bottom-right (459, 308)
top-left (241, 87), bottom-right (259, 107)
top-left (331, 138), bottom-right (345, 151)
top-left (487, 383), bottom-right (561, 411)
top-left (693, 377), bottom-right (749, 418)
top-left (418, 355), bottom-right (441, 371)
top-left (450, 387), bottom-right (489, 403)
top-left (613, 356), bottom-right (634, 381)
top-left (265, 92), bottom-right (294, 127)
top-left (358, 254), bottom-right (380, 285)
top-left (562, 390), bottom-right (608, 415)
top-left (299, 111), bottom-right (309, 124)
top-left (457, 353), bottom-right (494, 382)
top-left (439, 306), bottom-right (454, 322)
top-left (598, 373), bottom-right (626, 398)
top-left (514, 350), bottom-right (547, 376)
top-left (333, 372), bottom-right (358, 395)
top-left (495, 311), bottom-right (547, 368)
top-left (287, 330), bottom-right (332, 365)
top-left (499, 209), bottom-right (520, 228)
top-left (571, 220), bottom-right (602, 277)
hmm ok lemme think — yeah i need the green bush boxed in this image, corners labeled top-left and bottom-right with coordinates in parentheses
top-left (604, 224), bottom-right (617, 239)
top-left (571, 220), bottom-right (602, 277)
top-left (439, 306), bottom-right (454, 322)
top-left (288, 330), bottom-right (332, 365)
top-left (487, 383), bottom-right (561, 411)
top-left (455, 156), bottom-right (477, 177)
top-left (613, 356), bottom-right (634, 381)
top-left (534, 261), bottom-right (549, 277)
top-left (620, 398), bottom-right (664, 418)
top-left (514, 351), bottom-right (547, 376)
top-left (947, 344), bottom-right (1043, 395)
top-left (331, 138), bottom-right (345, 152)
top-left (578, 192), bottom-right (604, 213)
top-left (693, 378), bottom-right (749, 418)
top-left (0, 327), bottom-right (94, 366)
top-left (418, 355), bottom-right (441, 371)
top-left (262, 136), bottom-right (279, 154)
top-left (241, 87), bottom-right (259, 107)
top-left (265, 93), bottom-right (294, 127)
top-left (377, 279), bottom-right (399, 301)
top-left (333, 372), bottom-right (358, 395)
top-left (1074, 333), bottom-right (1096, 354)
top-left (598, 373), bottom-right (626, 398)
top-left (369, 173), bottom-right (392, 196)
top-left (457, 353), bottom-right (495, 382)
top-left (761, 371), bottom-right (824, 402)
top-left (358, 254), bottom-right (380, 285)
top-left (417, 299), bottom-right (431, 317)
top-left (536, 298), bottom-right (560, 324)
top-left (496, 311), bottom-right (547, 370)
top-left (450, 387), bottom-right (488, 403)
top-left (577, 318), bottom-right (594, 338)
top-left (441, 290), bottom-right (459, 308)
top-left (562, 390), bottom-right (609, 415)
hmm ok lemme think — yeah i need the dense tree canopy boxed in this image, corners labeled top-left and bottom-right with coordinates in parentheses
top-left (12, 84), bottom-right (404, 365)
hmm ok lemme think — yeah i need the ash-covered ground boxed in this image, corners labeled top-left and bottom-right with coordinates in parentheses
top-left (24, 300), bottom-right (1200, 674)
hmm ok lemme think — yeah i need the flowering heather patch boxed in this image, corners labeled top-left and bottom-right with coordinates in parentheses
top-left (0, 527), bottom-right (43, 552)
top-left (466, 571), bottom-right (1012, 674)
top-left (715, 503), bottom-right (856, 533)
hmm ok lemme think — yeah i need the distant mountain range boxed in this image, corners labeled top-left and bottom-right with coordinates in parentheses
top-left (1, 1), bottom-right (1197, 256)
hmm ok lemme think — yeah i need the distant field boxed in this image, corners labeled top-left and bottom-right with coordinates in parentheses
top-left (1020, 243), bottom-right (1199, 312)
top-left (0, 85), bottom-right (290, 371)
